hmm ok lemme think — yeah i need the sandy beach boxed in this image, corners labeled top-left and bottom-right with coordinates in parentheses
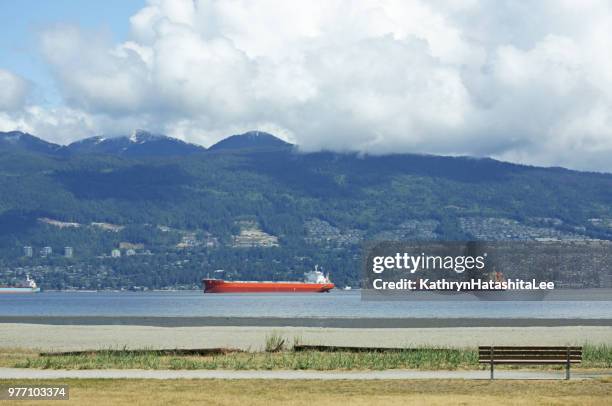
top-left (1, 323), bottom-right (610, 352)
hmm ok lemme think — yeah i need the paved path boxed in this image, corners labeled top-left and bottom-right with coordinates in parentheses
top-left (0, 368), bottom-right (608, 380)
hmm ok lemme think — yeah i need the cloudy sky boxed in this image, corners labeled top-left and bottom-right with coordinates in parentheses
top-left (1, 0), bottom-right (612, 172)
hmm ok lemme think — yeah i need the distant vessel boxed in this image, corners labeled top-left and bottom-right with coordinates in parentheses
top-left (203, 266), bottom-right (335, 293)
top-left (0, 275), bottom-right (41, 294)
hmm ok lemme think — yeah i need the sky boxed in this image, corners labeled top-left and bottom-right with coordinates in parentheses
top-left (1, 0), bottom-right (612, 172)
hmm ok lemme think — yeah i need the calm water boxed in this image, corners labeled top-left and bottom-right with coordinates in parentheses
top-left (0, 290), bottom-right (610, 318)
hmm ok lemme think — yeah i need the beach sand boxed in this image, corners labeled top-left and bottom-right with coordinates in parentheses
top-left (1, 323), bottom-right (610, 352)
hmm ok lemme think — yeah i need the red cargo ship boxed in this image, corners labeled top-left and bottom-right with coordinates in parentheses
top-left (202, 266), bottom-right (334, 293)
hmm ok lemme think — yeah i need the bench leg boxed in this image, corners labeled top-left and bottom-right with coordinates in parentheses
top-left (490, 347), bottom-right (494, 380)
top-left (566, 347), bottom-right (570, 380)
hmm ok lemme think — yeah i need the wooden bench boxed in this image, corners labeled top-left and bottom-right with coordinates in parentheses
top-left (478, 346), bottom-right (582, 380)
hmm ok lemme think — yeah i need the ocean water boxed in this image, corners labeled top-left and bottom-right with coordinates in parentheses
top-left (0, 290), bottom-right (609, 318)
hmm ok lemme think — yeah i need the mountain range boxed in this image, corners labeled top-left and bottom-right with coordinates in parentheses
top-left (0, 129), bottom-right (293, 157)
top-left (1, 127), bottom-right (611, 248)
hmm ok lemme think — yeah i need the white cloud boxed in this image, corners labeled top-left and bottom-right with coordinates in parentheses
top-left (0, 69), bottom-right (29, 111)
top-left (6, 0), bottom-right (612, 171)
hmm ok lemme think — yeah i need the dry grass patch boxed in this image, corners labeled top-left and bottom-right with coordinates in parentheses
top-left (0, 378), bottom-right (610, 406)
top-left (0, 348), bottom-right (38, 368)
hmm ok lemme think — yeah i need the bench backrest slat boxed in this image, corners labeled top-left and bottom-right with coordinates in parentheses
top-left (479, 351), bottom-right (581, 354)
top-left (478, 346), bottom-right (582, 363)
top-left (478, 346), bottom-right (581, 351)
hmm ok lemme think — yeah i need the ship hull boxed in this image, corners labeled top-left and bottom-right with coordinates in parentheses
top-left (203, 279), bottom-right (334, 293)
top-left (0, 287), bottom-right (41, 294)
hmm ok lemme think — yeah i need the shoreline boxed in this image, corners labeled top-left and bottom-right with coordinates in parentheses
top-left (0, 316), bottom-right (611, 328)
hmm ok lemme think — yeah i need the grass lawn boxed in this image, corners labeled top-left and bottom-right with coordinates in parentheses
top-left (1, 378), bottom-right (611, 405)
top-left (1, 344), bottom-right (610, 371)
